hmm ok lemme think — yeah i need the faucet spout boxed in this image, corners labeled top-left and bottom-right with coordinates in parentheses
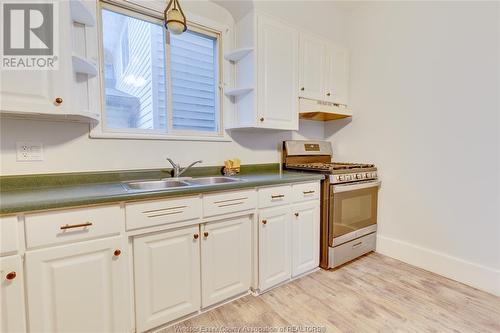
top-left (167, 158), bottom-right (202, 178)
top-left (178, 160), bottom-right (203, 177)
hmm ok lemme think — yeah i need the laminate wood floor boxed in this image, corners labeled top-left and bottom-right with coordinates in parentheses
top-left (164, 253), bottom-right (500, 333)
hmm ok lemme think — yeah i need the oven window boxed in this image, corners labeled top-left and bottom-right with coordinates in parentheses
top-left (332, 187), bottom-right (378, 238)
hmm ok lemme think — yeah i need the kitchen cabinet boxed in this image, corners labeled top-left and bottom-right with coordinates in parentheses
top-left (0, 0), bottom-right (99, 122)
top-left (226, 11), bottom-right (299, 130)
top-left (299, 34), bottom-right (325, 100)
top-left (299, 33), bottom-right (350, 105)
top-left (134, 226), bottom-right (201, 332)
top-left (325, 46), bottom-right (350, 105)
top-left (258, 206), bottom-right (292, 291)
top-left (201, 215), bottom-right (252, 307)
top-left (25, 236), bottom-right (130, 332)
top-left (291, 201), bottom-right (320, 277)
top-left (1, 255), bottom-right (27, 333)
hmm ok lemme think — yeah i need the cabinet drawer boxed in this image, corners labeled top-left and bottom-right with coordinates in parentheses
top-left (203, 189), bottom-right (257, 218)
top-left (292, 182), bottom-right (320, 202)
top-left (1, 216), bottom-right (19, 255)
top-left (126, 196), bottom-right (201, 231)
top-left (25, 206), bottom-right (122, 249)
top-left (258, 185), bottom-right (292, 208)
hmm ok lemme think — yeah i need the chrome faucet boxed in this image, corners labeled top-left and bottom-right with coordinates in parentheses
top-left (166, 158), bottom-right (203, 178)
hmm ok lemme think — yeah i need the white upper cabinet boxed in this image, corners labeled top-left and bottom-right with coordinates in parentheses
top-left (299, 33), bottom-right (350, 106)
top-left (325, 46), bottom-right (350, 105)
top-left (0, 0), bottom-right (99, 122)
top-left (25, 236), bottom-right (130, 333)
top-left (299, 34), bottom-right (325, 100)
top-left (226, 11), bottom-right (299, 130)
top-left (201, 215), bottom-right (252, 307)
top-left (256, 15), bottom-right (299, 130)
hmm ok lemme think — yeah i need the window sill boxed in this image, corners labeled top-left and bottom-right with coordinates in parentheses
top-left (89, 130), bottom-right (232, 142)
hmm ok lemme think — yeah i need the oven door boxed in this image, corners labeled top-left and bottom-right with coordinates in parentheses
top-left (329, 181), bottom-right (380, 246)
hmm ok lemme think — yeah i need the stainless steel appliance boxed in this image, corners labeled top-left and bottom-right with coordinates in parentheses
top-left (283, 140), bottom-right (380, 268)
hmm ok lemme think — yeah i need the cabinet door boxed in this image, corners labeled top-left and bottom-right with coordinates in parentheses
top-left (201, 215), bottom-right (252, 307)
top-left (325, 46), bottom-right (350, 105)
top-left (25, 236), bottom-right (129, 333)
top-left (299, 33), bottom-right (325, 100)
top-left (291, 201), bottom-right (320, 277)
top-left (1, 255), bottom-right (26, 333)
top-left (134, 226), bottom-right (200, 332)
top-left (259, 206), bottom-right (291, 291)
top-left (0, 1), bottom-right (71, 116)
top-left (257, 14), bottom-right (299, 130)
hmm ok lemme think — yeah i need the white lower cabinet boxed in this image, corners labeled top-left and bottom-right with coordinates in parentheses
top-left (25, 236), bottom-right (130, 333)
top-left (258, 206), bottom-right (292, 291)
top-left (201, 215), bottom-right (252, 307)
top-left (291, 201), bottom-right (320, 277)
top-left (1, 255), bottom-right (26, 333)
top-left (133, 226), bottom-right (201, 332)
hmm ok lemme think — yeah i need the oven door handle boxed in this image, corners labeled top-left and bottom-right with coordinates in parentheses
top-left (333, 181), bottom-right (381, 193)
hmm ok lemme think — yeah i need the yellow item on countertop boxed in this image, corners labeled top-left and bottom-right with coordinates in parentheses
top-left (223, 158), bottom-right (241, 175)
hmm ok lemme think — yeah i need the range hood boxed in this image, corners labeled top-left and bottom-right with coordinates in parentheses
top-left (299, 97), bottom-right (352, 121)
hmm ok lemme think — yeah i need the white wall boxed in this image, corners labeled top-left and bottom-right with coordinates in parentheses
top-left (326, 1), bottom-right (500, 295)
top-left (0, 0), bottom-right (348, 176)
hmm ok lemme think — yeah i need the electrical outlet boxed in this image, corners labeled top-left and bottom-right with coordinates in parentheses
top-left (16, 142), bottom-right (43, 161)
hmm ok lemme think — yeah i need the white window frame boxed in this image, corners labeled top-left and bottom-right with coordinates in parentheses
top-left (90, 0), bottom-right (229, 141)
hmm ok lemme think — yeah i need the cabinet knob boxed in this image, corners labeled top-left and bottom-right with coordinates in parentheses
top-left (262, 220), bottom-right (267, 225)
top-left (326, 92), bottom-right (331, 96)
top-left (54, 97), bottom-right (63, 105)
top-left (193, 233), bottom-right (199, 240)
top-left (259, 117), bottom-right (264, 122)
top-left (294, 212), bottom-right (299, 217)
top-left (203, 231), bottom-right (209, 238)
top-left (113, 249), bottom-right (121, 257)
top-left (300, 87), bottom-right (305, 91)
top-left (5, 272), bottom-right (16, 280)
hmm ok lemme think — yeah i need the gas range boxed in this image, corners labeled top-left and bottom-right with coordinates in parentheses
top-left (283, 140), bottom-right (380, 269)
top-left (283, 141), bottom-right (377, 184)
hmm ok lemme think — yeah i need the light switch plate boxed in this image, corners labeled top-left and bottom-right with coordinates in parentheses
top-left (16, 142), bottom-right (43, 161)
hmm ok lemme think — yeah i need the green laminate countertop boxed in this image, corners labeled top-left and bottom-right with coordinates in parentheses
top-left (0, 167), bottom-right (324, 215)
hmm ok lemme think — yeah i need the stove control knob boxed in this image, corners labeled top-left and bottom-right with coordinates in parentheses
top-left (356, 174), bottom-right (362, 179)
top-left (346, 175), bottom-right (351, 181)
top-left (365, 172), bottom-right (370, 178)
top-left (338, 175), bottom-right (344, 181)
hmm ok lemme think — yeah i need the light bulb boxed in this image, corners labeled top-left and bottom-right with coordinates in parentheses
top-left (166, 8), bottom-right (185, 35)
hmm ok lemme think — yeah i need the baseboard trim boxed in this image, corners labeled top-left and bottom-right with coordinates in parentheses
top-left (376, 235), bottom-right (500, 296)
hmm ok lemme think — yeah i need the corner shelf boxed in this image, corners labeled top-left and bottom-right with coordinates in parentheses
top-left (72, 55), bottom-right (97, 76)
top-left (70, 0), bottom-right (96, 26)
top-left (224, 48), bottom-right (253, 62)
top-left (224, 87), bottom-right (253, 97)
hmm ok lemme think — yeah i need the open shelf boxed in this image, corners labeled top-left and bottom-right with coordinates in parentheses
top-left (224, 48), bottom-right (253, 62)
top-left (72, 55), bottom-right (97, 76)
top-left (70, 0), bottom-right (96, 26)
top-left (224, 87), bottom-right (253, 97)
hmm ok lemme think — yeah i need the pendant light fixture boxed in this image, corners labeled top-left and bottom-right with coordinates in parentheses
top-left (164, 0), bottom-right (187, 35)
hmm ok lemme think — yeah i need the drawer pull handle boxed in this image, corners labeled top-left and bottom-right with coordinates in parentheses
top-left (5, 271), bottom-right (16, 280)
top-left (262, 220), bottom-right (267, 225)
top-left (204, 231), bottom-right (209, 238)
top-left (271, 194), bottom-right (285, 199)
top-left (214, 197), bottom-right (248, 204)
top-left (303, 190), bottom-right (315, 194)
top-left (294, 212), bottom-right (299, 217)
top-left (193, 233), bottom-right (199, 240)
top-left (352, 242), bottom-right (363, 248)
top-left (113, 249), bottom-right (121, 257)
top-left (60, 222), bottom-right (93, 230)
top-left (218, 201), bottom-right (244, 208)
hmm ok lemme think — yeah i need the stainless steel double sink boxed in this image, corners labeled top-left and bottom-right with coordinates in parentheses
top-left (123, 176), bottom-right (244, 192)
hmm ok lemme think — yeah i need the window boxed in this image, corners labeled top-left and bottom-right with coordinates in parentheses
top-left (98, 3), bottom-right (222, 138)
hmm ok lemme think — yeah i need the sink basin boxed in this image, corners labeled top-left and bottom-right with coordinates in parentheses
top-left (124, 180), bottom-right (191, 191)
top-left (188, 177), bottom-right (243, 185)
